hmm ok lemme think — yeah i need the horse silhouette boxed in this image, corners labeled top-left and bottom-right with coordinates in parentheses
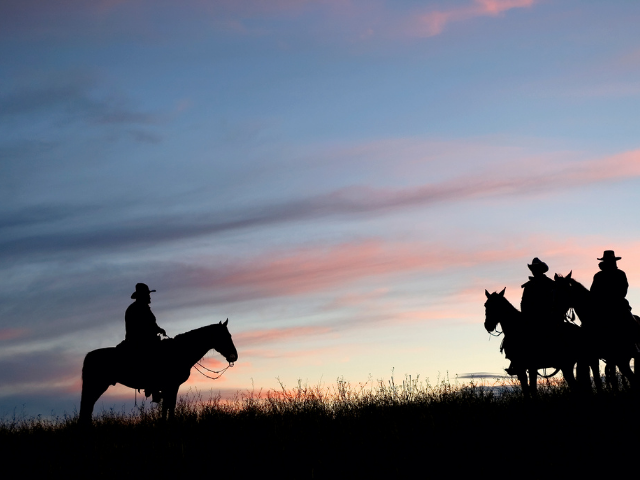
top-left (484, 288), bottom-right (587, 396)
top-left (79, 320), bottom-right (238, 424)
top-left (554, 272), bottom-right (639, 390)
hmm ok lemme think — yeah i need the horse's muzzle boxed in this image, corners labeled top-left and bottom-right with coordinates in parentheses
top-left (227, 352), bottom-right (238, 363)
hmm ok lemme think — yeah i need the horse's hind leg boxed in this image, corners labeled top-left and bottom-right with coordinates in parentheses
top-left (79, 380), bottom-right (110, 425)
top-left (618, 359), bottom-right (636, 389)
top-left (590, 359), bottom-right (603, 393)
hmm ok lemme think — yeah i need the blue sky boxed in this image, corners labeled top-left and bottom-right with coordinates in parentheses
top-left (2, 0), bottom-right (640, 416)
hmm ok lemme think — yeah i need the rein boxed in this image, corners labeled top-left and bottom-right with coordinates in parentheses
top-left (194, 360), bottom-right (234, 380)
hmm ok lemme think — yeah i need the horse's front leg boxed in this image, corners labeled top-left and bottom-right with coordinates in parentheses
top-left (162, 386), bottom-right (179, 421)
top-left (576, 360), bottom-right (592, 392)
top-left (517, 369), bottom-right (530, 397)
top-left (561, 364), bottom-right (578, 392)
top-left (528, 368), bottom-right (538, 396)
top-left (605, 363), bottom-right (618, 390)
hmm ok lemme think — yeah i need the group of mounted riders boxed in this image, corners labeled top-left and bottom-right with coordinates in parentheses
top-left (118, 251), bottom-right (637, 401)
top-left (501, 249), bottom-right (639, 389)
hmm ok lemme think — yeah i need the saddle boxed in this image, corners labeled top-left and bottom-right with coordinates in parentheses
top-left (114, 337), bottom-right (174, 401)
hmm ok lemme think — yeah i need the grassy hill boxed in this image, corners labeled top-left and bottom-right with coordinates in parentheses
top-left (2, 375), bottom-right (638, 477)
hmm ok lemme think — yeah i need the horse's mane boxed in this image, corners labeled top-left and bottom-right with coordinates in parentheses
top-left (173, 324), bottom-right (216, 343)
top-left (494, 294), bottom-right (521, 315)
top-left (556, 273), bottom-right (591, 299)
top-left (570, 277), bottom-right (589, 294)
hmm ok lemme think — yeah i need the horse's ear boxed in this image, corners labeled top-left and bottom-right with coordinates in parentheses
top-left (499, 287), bottom-right (506, 297)
top-left (567, 271), bottom-right (572, 279)
top-left (485, 289), bottom-right (490, 299)
top-left (554, 273), bottom-right (559, 280)
top-left (223, 318), bottom-right (228, 326)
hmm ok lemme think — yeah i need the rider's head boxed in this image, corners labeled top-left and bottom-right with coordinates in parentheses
top-left (597, 250), bottom-right (620, 270)
top-left (527, 257), bottom-right (549, 277)
top-left (131, 283), bottom-right (156, 304)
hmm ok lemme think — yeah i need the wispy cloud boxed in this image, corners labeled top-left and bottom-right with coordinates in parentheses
top-left (2, 146), bottom-right (639, 264)
top-left (0, 73), bottom-right (161, 127)
top-left (0, 0), bottom-right (537, 44)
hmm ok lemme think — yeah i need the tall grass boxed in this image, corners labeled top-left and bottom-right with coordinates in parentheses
top-left (1, 374), bottom-right (638, 477)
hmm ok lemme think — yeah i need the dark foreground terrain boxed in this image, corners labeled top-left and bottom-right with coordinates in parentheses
top-left (2, 376), bottom-right (639, 478)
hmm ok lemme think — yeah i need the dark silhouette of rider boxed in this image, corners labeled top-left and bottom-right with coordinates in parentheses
top-left (590, 250), bottom-right (634, 335)
top-left (124, 283), bottom-right (166, 402)
top-left (521, 257), bottom-right (561, 329)
top-left (126, 283), bottom-right (166, 343)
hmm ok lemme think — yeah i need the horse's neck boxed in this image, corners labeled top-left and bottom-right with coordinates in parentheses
top-left (495, 298), bottom-right (521, 334)
top-left (570, 279), bottom-right (595, 322)
top-left (173, 325), bottom-right (217, 368)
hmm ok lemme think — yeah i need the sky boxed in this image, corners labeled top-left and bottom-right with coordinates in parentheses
top-left (2, 0), bottom-right (640, 417)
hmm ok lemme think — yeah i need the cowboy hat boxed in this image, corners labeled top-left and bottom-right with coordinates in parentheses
top-left (598, 250), bottom-right (621, 261)
top-left (527, 257), bottom-right (549, 274)
top-left (131, 283), bottom-right (156, 299)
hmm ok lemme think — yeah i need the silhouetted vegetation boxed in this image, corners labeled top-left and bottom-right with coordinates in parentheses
top-left (2, 374), bottom-right (637, 477)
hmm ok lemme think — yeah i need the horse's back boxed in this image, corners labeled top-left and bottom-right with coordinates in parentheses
top-left (83, 340), bottom-right (182, 390)
top-left (82, 347), bottom-right (121, 383)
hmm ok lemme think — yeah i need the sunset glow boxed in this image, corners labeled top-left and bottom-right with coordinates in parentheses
top-left (1, 0), bottom-right (640, 416)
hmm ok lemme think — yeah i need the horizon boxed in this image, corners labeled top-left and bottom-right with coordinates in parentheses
top-left (2, 0), bottom-right (640, 417)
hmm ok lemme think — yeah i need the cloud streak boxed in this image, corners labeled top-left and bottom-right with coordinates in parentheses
top-left (0, 0), bottom-right (537, 44)
top-left (1, 147), bottom-right (639, 263)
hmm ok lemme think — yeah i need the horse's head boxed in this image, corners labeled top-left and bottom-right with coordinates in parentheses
top-left (214, 319), bottom-right (238, 365)
top-left (484, 287), bottom-right (506, 333)
top-left (553, 271), bottom-right (575, 309)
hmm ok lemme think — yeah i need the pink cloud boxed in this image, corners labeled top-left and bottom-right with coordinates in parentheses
top-left (412, 0), bottom-right (536, 37)
top-left (188, 238), bottom-right (539, 303)
top-left (0, 328), bottom-right (28, 341)
top-left (236, 326), bottom-right (333, 347)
